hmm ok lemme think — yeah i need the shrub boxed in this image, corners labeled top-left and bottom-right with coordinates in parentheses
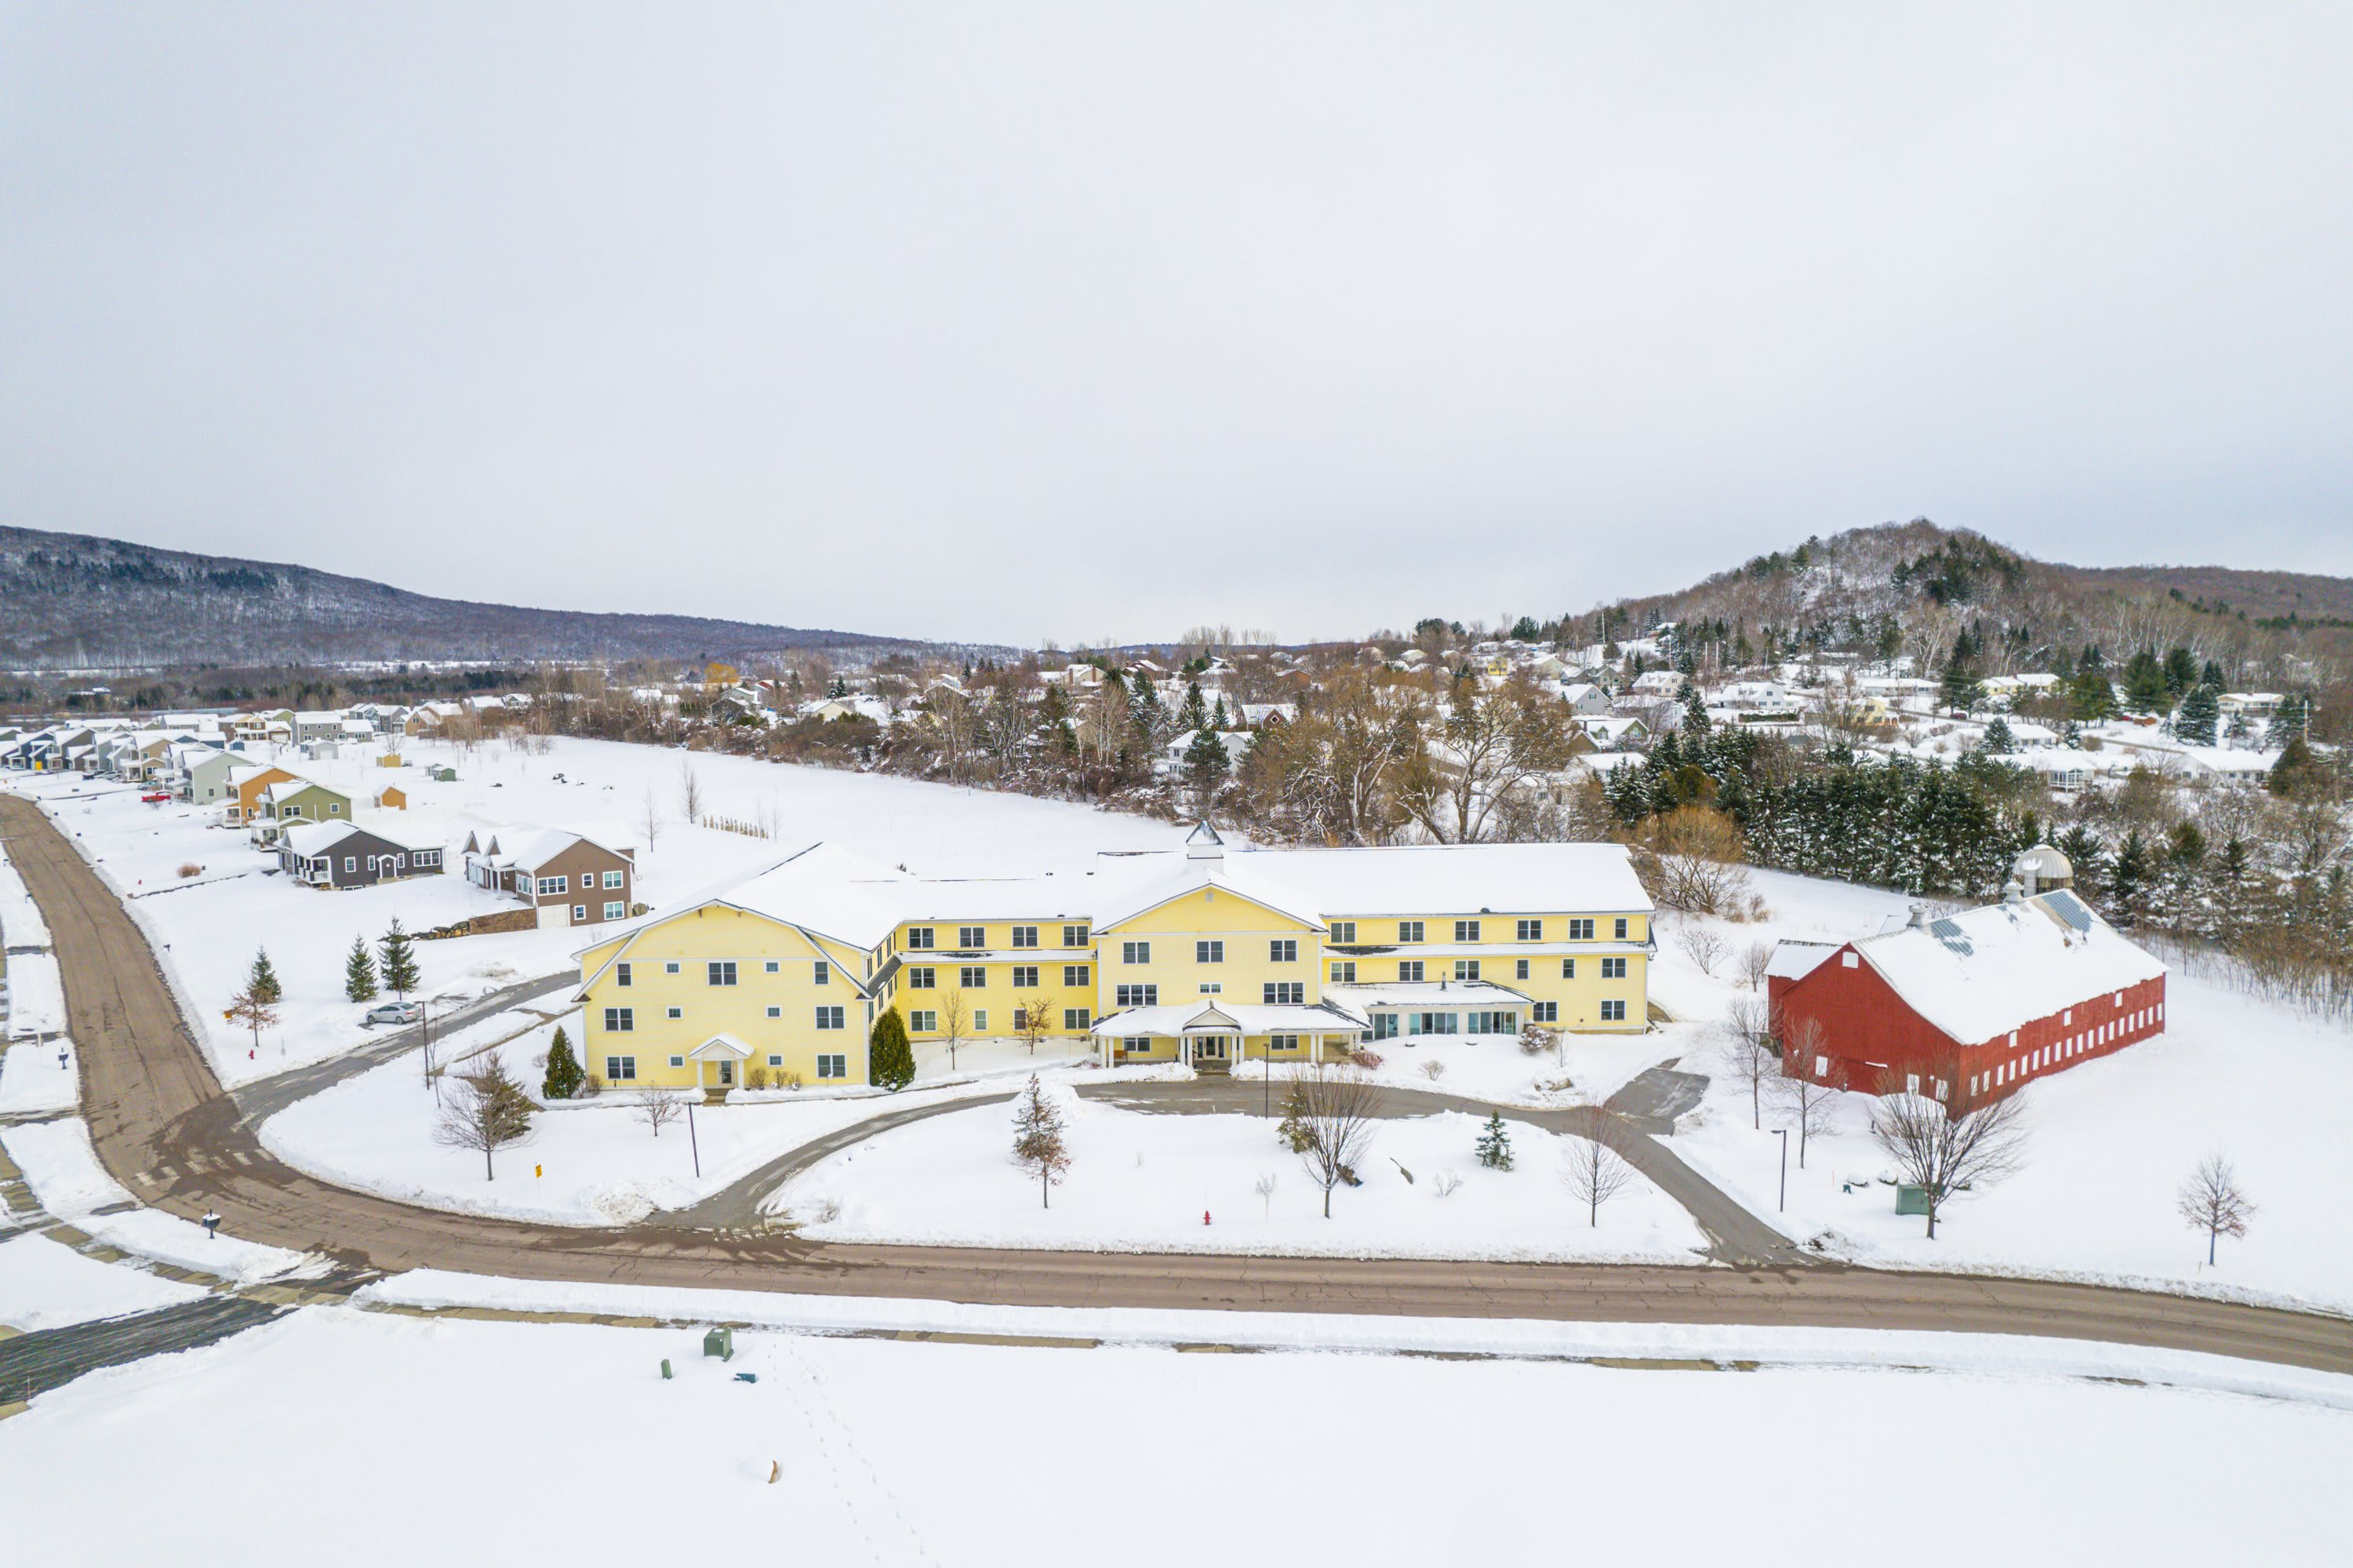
top-left (177, 862), bottom-right (202, 878)
top-left (580, 1073), bottom-right (604, 1098)
top-left (1347, 1049), bottom-right (1384, 1069)
top-left (870, 1009), bottom-right (915, 1091)
top-left (1420, 1060), bottom-right (1446, 1081)
top-left (745, 1064), bottom-right (769, 1091)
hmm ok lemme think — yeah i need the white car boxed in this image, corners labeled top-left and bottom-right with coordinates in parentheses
top-left (363, 1001), bottom-right (422, 1027)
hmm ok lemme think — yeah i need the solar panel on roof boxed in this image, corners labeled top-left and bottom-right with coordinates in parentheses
top-left (1927, 918), bottom-right (1973, 955)
top-left (2042, 890), bottom-right (2093, 932)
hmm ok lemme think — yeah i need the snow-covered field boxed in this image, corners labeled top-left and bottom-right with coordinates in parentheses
top-left (0, 1230), bottom-right (205, 1332)
top-left (2, 951), bottom-right (64, 1039)
top-left (769, 1088), bottom-right (1704, 1261)
top-left (0, 1037), bottom-right (78, 1115)
top-left (1651, 871), bottom-right (2353, 1312)
top-left (3, 738), bottom-right (1175, 1086)
top-left (2, 1305), bottom-right (2345, 1566)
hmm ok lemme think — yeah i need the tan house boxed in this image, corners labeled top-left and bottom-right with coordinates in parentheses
top-left (461, 826), bottom-right (637, 929)
top-left (225, 765), bottom-right (298, 825)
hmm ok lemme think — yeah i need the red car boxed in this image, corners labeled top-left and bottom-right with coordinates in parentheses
top-left (140, 791), bottom-right (173, 803)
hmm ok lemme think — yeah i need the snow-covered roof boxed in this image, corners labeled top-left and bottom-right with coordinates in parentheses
top-left (1846, 891), bottom-right (2166, 1046)
top-left (1088, 999), bottom-right (1369, 1036)
top-left (1766, 939), bottom-right (1840, 984)
top-left (282, 820), bottom-right (441, 857)
top-left (1325, 979), bottom-right (1531, 1009)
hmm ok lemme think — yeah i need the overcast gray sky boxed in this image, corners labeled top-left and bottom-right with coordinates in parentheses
top-left (3, 5), bottom-right (2348, 646)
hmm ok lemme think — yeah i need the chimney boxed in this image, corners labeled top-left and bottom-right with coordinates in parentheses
top-left (2002, 879), bottom-right (2024, 904)
top-left (1907, 904), bottom-right (1929, 930)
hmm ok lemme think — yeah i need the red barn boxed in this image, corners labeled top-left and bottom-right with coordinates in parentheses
top-left (1769, 888), bottom-right (2167, 1102)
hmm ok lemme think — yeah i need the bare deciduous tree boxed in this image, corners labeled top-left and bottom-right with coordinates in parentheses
top-left (939, 988), bottom-right (968, 1071)
top-left (1635, 806), bottom-right (1755, 915)
top-left (433, 1052), bottom-right (536, 1180)
top-left (1676, 922), bottom-right (1728, 977)
top-left (1740, 940), bottom-right (1775, 992)
top-left (1014, 993), bottom-right (1054, 1057)
top-left (1254, 1171), bottom-right (1278, 1219)
top-left (1287, 1064), bottom-right (1385, 1217)
top-left (1009, 1074), bottom-right (1070, 1207)
top-left (1868, 1064), bottom-right (2030, 1239)
top-left (1560, 1111), bottom-right (1639, 1227)
top-left (1769, 1020), bottom-right (1838, 1167)
top-left (1393, 677), bottom-right (1575, 843)
top-left (1720, 996), bottom-right (1780, 1130)
top-left (635, 1088), bottom-right (682, 1139)
top-left (678, 759), bottom-right (704, 827)
top-left (2177, 1154), bottom-right (2256, 1266)
top-left (225, 982), bottom-right (278, 1058)
top-left (1432, 1170), bottom-right (1464, 1199)
top-left (639, 784), bottom-right (663, 849)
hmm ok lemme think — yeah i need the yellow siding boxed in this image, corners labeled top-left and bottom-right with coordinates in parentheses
top-left (1326, 908), bottom-right (1649, 1032)
top-left (1097, 886), bottom-right (1322, 1015)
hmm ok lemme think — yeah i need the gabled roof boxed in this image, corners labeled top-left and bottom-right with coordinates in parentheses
top-left (1838, 891), bottom-right (2166, 1046)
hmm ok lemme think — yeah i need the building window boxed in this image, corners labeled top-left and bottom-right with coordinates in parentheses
top-left (1200, 982), bottom-right (1221, 994)
top-left (768, 1055), bottom-right (784, 1068)
top-left (603, 870), bottom-right (624, 890)
top-left (1515, 959), bottom-right (1530, 980)
top-left (1615, 918), bottom-right (1629, 940)
top-left (1568, 919), bottom-right (1595, 941)
top-left (1516, 919), bottom-right (1542, 940)
top-left (668, 1055), bottom-right (686, 1069)
top-left (1269, 939), bottom-right (1297, 963)
top-left (766, 1006), bottom-right (781, 1019)
top-left (1122, 940), bottom-right (1151, 965)
top-left (1115, 984), bottom-right (1159, 1008)
top-left (1270, 1034), bottom-right (1300, 1052)
top-left (1330, 961), bottom-right (1356, 984)
top-left (573, 905), bottom-right (587, 922)
top-left (1455, 960), bottom-right (1480, 981)
top-left (1600, 999), bottom-right (1627, 1021)
top-left (813, 962), bottom-right (830, 986)
top-left (1012, 926), bottom-right (1038, 948)
top-left (960, 966), bottom-right (987, 988)
top-left (664, 962), bottom-right (680, 974)
top-left (343, 856), bottom-right (358, 872)
top-left (603, 901), bottom-right (625, 921)
top-left (709, 961), bottom-right (737, 987)
top-left (1602, 957), bottom-right (1627, 979)
top-left (1329, 921), bottom-right (1356, 944)
top-left (958, 926), bottom-right (987, 949)
top-left (1064, 1008), bottom-right (1090, 1031)
top-left (1063, 964), bottom-right (1089, 988)
top-left (911, 1010), bottom-right (938, 1033)
top-left (765, 960), bottom-right (780, 973)
top-left (1533, 1002), bottom-right (1558, 1023)
top-left (1197, 940), bottom-right (1224, 964)
top-left (1064, 925), bottom-right (1089, 947)
top-left (1011, 966), bottom-right (1039, 988)
top-left (603, 1007), bottom-right (634, 1033)
top-left (1264, 981), bottom-right (1304, 1005)
top-left (665, 1006), bottom-right (682, 1020)
top-left (536, 875), bottom-right (566, 896)
top-left (1013, 1009), bottom-right (1030, 1032)
top-left (1398, 960), bottom-right (1424, 982)
top-left (908, 966), bottom-right (936, 989)
top-left (816, 1006), bottom-right (845, 1030)
top-left (973, 1010), bottom-right (988, 1032)
top-left (1454, 920), bottom-right (1480, 943)
top-left (907, 927), bottom-right (934, 949)
top-left (816, 1053), bottom-right (847, 1079)
top-left (616, 962), bottom-right (632, 988)
top-left (605, 1055), bottom-right (636, 1082)
top-left (1398, 921), bottom-right (1424, 943)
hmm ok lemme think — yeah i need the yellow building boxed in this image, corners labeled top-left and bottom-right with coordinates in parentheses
top-left (571, 824), bottom-right (1654, 1093)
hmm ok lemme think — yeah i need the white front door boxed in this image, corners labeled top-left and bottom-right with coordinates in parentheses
top-left (1193, 1035), bottom-right (1228, 1061)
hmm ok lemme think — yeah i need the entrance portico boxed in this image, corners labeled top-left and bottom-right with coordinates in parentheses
top-left (689, 1033), bottom-right (750, 1099)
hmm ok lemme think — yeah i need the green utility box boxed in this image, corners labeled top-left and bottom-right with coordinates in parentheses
top-left (703, 1326), bottom-right (734, 1361)
top-left (1894, 1184), bottom-right (1932, 1216)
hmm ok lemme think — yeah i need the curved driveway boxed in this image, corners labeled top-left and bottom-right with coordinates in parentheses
top-left (6, 793), bottom-right (2351, 1376)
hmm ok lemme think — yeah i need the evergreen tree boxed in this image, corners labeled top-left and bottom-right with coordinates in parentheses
top-left (1474, 1112), bottom-right (1515, 1170)
top-left (828, 675), bottom-right (849, 699)
top-left (2199, 659), bottom-right (2227, 690)
top-left (2266, 693), bottom-right (2308, 747)
top-left (2122, 650), bottom-right (2170, 711)
top-left (2069, 667), bottom-right (2116, 721)
top-left (869, 1007), bottom-right (915, 1091)
top-left (2056, 824), bottom-right (2108, 903)
top-left (2109, 830), bottom-right (2153, 926)
top-left (2268, 735), bottom-right (2326, 799)
top-left (2174, 684), bottom-right (2220, 747)
top-left (541, 1025), bottom-right (584, 1101)
top-left (2162, 646), bottom-right (2199, 697)
top-left (1129, 676), bottom-right (1166, 749)
top-left (377, 919), bottom-right (420, 999)
top-left (1211, 695), bottom-right (1229, 729)
top-left (1981, 717), bottom-right (2016, 755)
top-left (1940, 657), bottom-right (1984, 713)
top-left (344, 935), bottom-right (378, 1002)
top-left (1510, 615), bottom-right (1541, 642)
top-left (1678, 679), bottom-right (1711, 736)
top-left (248, 947), bottom-right (282, 1005)
top-left (1178, 681), bottom-right (1210, 734)
top-left (1183, 726), bottom-right (1229, 799)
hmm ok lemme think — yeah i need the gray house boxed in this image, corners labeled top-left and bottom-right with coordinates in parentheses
top-left (279, 820), bottom-right (446, 890)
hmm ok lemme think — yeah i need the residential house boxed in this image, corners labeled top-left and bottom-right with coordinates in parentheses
top-left (278, 821), bottom-right (447, 890)
top-left (249, 778), bottom-right (355, 846)
top-left (463, 827), bottom-right (637, 929)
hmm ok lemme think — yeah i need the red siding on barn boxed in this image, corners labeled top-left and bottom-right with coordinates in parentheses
top-left (1777, 949), bottom-right (2167, 1100)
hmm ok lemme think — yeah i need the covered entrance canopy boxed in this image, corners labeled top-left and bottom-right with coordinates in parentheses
top-left (689, 1032), bottom-right (750, 1091)
top-left (1087, 999), bottom-right (1370, 1068)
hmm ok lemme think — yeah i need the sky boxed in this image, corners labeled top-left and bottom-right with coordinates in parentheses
top-left (2, 5), bottom-right (2348, 648)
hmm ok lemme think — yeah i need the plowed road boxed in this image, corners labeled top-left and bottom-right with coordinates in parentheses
top-left (5, 793), bottom-right (2348, 1375)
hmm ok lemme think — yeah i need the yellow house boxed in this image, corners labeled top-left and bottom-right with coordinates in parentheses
top-left (572, 824), bottom-right (1655, 1094)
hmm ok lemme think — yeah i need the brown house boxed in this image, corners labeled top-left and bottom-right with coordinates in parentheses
top-left (279, 821), bottom-right (446, 890)
top-left (460, 826), bottom-right (636, 929)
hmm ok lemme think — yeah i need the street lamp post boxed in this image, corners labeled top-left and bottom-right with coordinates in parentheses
top-left (687, 1098), bottom-right (702, 1180)
top-left (1773, 1127), bottom-right (1788, 1211)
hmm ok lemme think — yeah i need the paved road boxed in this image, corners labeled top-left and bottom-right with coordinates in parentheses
top-left (7, 791), bottom-right (2353, 1377)
top-left (0, 1296), bottom-right (293, 1407)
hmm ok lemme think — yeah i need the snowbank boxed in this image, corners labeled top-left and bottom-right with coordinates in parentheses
top-left (2, 951), bottom-right (65, 1037)
top-left (0, 1035), bottom-right (78, 1115)
top-left (0, 1231), bottom-right (205, 1332)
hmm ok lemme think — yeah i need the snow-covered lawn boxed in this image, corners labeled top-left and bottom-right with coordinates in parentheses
top-left (0, 1037), bottom-right (78, 1115)
top-left (768, 1089), bottom-right (1705, 1261)
top-left (1230, 1024), bottom-right (1673, 1109)
top-left (4, 740), bottom-right (1177, 1086)
top-left (0, 1115), bottom-right (311, 1283)
top-left (1650, 870), bottom-right (2353, 1312)
top-left (0, 1231), bottom-right (205, 1332)
top-left (260, 1020), bottom-right (1148, 1227)
top-left (2, 1306), bottom-right (2346, 1566)
top-left (2, 951), bottom-right (65, 1038)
